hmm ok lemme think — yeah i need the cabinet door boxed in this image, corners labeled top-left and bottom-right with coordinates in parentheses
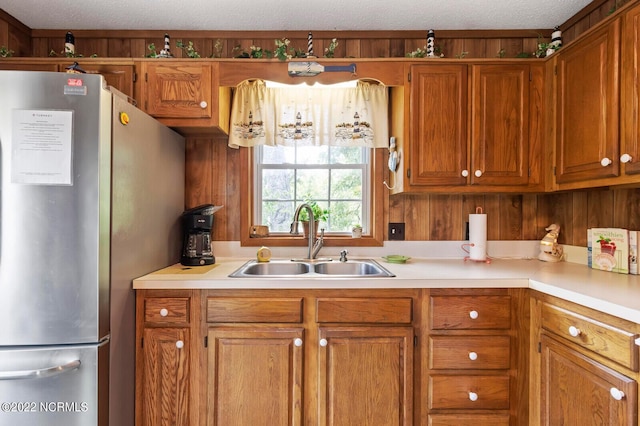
top-left (0, 61), bottom-right (58, 71)
top-left (318, 326), bottom-right (413, 426)
top-left (141, 327), bottom-right (190, 426)
top-left (556, 19), bottom-right (621, 184)
top-left (621, 4), bottom-right (640, 175)
top-left (409, 64), bottom-right (468, 186)
top-left (207, 327), bottom-right (304, 426)
top-left (541, 335), bottom-right (637, 426)
top-left (143, 62), bottom-right (212, 119)
top-left (470, 64), bottom-right (529, 186)
top-left (74, 63), bottom-right (134, 98)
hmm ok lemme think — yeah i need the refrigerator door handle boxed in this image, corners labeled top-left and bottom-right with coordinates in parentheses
top-left (0, 359), bottom-right (81, 380)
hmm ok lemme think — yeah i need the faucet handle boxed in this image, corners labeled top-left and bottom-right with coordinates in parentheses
top-left (339, 250), bottom-right (348, 262)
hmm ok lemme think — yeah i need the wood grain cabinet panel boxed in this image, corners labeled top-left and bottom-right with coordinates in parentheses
top-left (542, 302), bottom-right (639, 371)
top-left (429, 335), bottom-right (510, 370)
top-left (316, 297), bottom-right (412, 323)
top-left (429, 375), bottom-right (510, 410)
top-left (430, 295), bottom-right (511, 330)
top-left (144, 297), bottom-right (190, 324)
top-left (541, 335), bottom-right (637, 426)
top-left (428, 413), bottom-right (510, 426)
top-left (207, 297), bottom-right (303, 323)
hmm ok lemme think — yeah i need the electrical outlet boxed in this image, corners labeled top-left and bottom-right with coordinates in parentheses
top-left (388, 223), bottom-right (405, 240)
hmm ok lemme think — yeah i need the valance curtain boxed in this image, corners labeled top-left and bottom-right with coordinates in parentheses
top-left (228, 79), bottom-right (389, 149)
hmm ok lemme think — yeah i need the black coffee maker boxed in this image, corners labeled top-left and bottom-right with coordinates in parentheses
top-left (180, 204), bottom-right (216, 266)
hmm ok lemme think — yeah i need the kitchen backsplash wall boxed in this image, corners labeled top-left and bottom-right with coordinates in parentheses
top-left (186, 137), bottom-right (640, 247)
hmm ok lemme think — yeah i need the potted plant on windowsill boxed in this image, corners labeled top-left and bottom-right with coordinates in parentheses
top-left (298, 200), bottom-right (329, 238)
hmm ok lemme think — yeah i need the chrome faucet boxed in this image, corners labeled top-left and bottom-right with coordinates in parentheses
top-left (290, 203), bottom-right (324, 259)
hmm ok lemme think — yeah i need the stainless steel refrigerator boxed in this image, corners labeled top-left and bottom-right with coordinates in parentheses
top-left (0, 70), bottom-right (185, 426)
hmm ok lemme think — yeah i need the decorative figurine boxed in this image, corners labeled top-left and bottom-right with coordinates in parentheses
top-left (159, 33), bottom-right (173, 58)
top-left (426, 29), bottom-right (435, 57)
top-left (307, 32), bottom-right (315, 57)
top-left (65, 32), bottom-right (75, 57)
top-left (539, 223), bottom-right (564, 262)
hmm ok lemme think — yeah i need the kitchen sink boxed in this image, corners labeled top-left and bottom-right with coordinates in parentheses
top-left (229, 259), bottom-right (394, 278)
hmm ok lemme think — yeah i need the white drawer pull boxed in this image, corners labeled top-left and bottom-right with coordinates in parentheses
top-left (461, 169), bottom-right (469, 177)
top-left (620, 153), bottom-right (633, 163)
top-left (469, 310), bottom-right (479, 320)
top-left (468, 391), bottom-right (478, 401)
top-left (610, 387), bottom-right (625, 401)
top-left (474, 170), bottom-right (482, 177)
top-left (635, 337), bottom-right (640, 347)
top-left (319, 338), bottom-right (328, 347)
top-left (601, 157), bottom-right (612, 167)
top-left (294, 338), bottom-right (303, 347)
top-left (160, 308), bottom-right (169, 317)
top-left (468, 351), bottom-right (478, 361)
top-left (199, 101), bottom-right (208, 109)
top-left (176, 340), bottom-right (184, 349)
top-left (568, 326), bottom-right (581, 337)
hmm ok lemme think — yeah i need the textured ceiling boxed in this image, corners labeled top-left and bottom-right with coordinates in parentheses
top-left (2, 0), bottom-right (593, 31)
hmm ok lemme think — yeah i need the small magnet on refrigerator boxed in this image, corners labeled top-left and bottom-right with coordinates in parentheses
top-left (119, 112), bottom-right (129, 125)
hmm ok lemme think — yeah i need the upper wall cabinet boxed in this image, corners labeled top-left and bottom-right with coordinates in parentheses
top-left (392, 61), bottom-right (543, 194)
top-left (621, 3), bottom-right (640, 177)
top-left (554, 18), bottom-right (621, 188)
top-left (139, 61), bottom-right (230, 135)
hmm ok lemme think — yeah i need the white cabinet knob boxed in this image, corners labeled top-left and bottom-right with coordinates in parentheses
top-left (199, 101), bottom-right (208, 109)
top-left (160, 308), bottom-right (169, 317)
top-left (601, 157), bottom-right (612, 167)
top-left (620, 153), bottom-right (633, 163)
top-left (461, 169), bottom-right (469, 177)
top-left (610, 387), bottom-right (625, 401)
top-left (474, 170), bottom-right (482, 177)
top-left (468, 392), bottom-right (478, 401)
top-left (469, 310), bottom-right (479, 320)
top-left (568, 326), bottom-right (581, 337)
top-left (319, 338), bottom-right (328, 347)
top-left (635, 337), bottom-right (640, 346)
top-left (468, 351), bottom-right (478, 361)
top-left (294, 338), bottom-right (303, 347)
top-left (176, 340), bottom-right (184, 349)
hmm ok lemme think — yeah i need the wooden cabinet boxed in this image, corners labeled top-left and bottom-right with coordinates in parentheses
top-left (554, 18), bottom-right (621, 187)
top-left (139, 61), bottom-right (230, 134)
top-left (531, 293), bottom-right (640, 426)
top-left (205, 296), bottom-right (304, 425)
top-left (424, 289), bottom-right (524, 426)
top-left (621, 3), bottom-right (640, 176)
top-left (203, 291), bottom-right (415, 426)
top-left (135, 290), bottom-right (198, 426)
top-left (316, 297), bottom-right (414, 425)
top-left (395, 61), bottom-right (543, 193)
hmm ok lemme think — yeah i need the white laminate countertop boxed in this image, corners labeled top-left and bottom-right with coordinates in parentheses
top-left (133, 256), bottom-right (640, 323)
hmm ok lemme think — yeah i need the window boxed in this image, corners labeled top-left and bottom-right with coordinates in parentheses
top-left (255, 144), bottom-right (371, 234)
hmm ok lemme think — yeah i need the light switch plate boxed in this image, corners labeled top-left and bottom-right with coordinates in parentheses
top-left (388, 223), bottom-right (405, 240)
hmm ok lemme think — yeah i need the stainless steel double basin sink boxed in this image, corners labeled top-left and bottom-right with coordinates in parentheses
top-left (229, 259), bottom-right (395, 278)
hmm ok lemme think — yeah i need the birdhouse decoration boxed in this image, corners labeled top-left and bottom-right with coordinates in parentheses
top-left (539, 224), bottom-right (564, 262)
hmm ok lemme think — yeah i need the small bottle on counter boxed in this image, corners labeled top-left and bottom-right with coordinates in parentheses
top-left (65, 32), bottom-right (75, 56)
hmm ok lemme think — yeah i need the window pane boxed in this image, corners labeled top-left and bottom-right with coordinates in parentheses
top-left (296, 145), bottom-right (329, 164)
top-left (262, 201), bottom-right (295, 232)
top-left (296, 169), bottom-right (329, 201)
top-left (262, 144), bottom-right (295, 164)
top-left (262, 169), bottom-right (294, 200)
top-left (330, 201), bottom-right (362, 231)
top-left (330, 146), bottom-right (364, 164)
top-left (331, 169), bottom-right (363, 199)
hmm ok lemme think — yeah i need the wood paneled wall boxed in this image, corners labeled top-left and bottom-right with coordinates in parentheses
top-left (185, 138), bottom-right (640, 246)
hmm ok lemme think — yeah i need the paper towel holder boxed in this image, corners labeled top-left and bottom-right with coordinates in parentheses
top-left (462, 206), bottom-right (491, 264)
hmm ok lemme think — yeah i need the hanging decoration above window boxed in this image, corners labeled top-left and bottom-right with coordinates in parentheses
top-left (228, 79), bottom-right (388, 149)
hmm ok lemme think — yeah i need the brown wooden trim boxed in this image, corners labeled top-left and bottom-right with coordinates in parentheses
top-left (0, 8), bottom-right (31, 35)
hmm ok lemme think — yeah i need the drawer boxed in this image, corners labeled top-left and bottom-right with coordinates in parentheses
top-left (429, 375), bottom-right (510, 410)
top-left (541, 302), bottom-right (639, 371)
top-left (430, 296), bottom-right (511, 330)
top-left (207, 297), bottom-right (303, 323)
top-left (316, 297), bottom-right (413, 324)
top-left (428, 414), bottom-right (510, 426)
top-left (144, 297), bottom-right (190, 323)
top-left (429, 336), bottom-right (510, 370)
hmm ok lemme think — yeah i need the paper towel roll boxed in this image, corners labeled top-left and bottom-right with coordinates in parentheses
top-left (469, 213), bottom-right (487, 261)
